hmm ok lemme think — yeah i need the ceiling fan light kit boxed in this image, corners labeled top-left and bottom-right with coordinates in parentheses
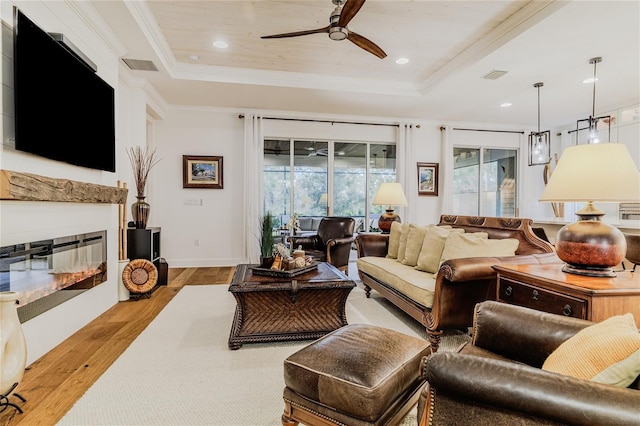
top-left (261, 0), bottom-right (387, 59)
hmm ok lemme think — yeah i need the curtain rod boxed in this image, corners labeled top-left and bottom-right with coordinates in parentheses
top-left (238, 114), bottom-right (420, 128)
top-left (449, 127), bottom-right (524, 134)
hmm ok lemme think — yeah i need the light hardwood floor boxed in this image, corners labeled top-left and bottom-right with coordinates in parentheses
top-left (0, 262), bottom-right (359, 425)
top-left (0, 267), bottom-right (234, 426)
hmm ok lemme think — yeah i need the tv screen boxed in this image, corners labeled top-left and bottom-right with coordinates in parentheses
top-left (13, 8), bottom-right (116, 172)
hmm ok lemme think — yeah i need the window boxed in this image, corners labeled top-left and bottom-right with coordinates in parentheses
top-left (263, 139), bottom-right (396, 231)
top-left (452, 147), bottom-right (517, 217)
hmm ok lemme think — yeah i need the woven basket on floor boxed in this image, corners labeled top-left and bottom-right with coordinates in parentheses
top-left (122, 259), bottom-right (158, 294)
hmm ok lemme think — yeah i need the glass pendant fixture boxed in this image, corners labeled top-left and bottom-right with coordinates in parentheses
top-left (528, 82), bottom-right (551, 166)
top-left (576, 57), bottom-right (611, 144)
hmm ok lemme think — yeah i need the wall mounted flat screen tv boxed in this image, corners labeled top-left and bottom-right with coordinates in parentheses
top-left (13, 8), bottom-right (116, 172)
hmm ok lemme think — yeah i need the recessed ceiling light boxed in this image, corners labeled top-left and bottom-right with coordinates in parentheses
top-left (583, 77), bottom-right (598, 84)
top-left (213, 41), bottom-right (228, 49)
top-left (395, 58), bottom-right (409, 65)
top-left (500, 102), bottom-right (512, 108)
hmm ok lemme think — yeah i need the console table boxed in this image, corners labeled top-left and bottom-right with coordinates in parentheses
top-left (493, 263), bottom-right (640, 327)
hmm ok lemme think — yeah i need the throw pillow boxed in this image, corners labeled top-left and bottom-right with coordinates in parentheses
top-left (396, 223), bottom-right (411, 263)
top-left (387, 222), bottom-right (403, 259)
top-left (415, 226), bottom-right (464, 273)
top-left (402, 224), bottom-right (432, 267)
top-left (542, 313), bottom-right (640, 387)
top-left (440, 232), bottom-right (519, 263)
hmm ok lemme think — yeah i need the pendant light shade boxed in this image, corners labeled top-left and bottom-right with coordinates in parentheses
top-left (528, 82), bottom-right (551, 166)
top-left (576, 57), bottom-right (611, 144)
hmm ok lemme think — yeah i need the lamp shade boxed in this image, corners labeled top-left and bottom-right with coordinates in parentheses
top-left (372, 182), bottom-right (408, 207)
top-left (373, 182), bottom-right (408, 234)
top-left (539, 143), bottom-right (640, 203)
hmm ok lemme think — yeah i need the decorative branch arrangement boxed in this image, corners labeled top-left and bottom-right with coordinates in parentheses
top-left (127, 146), bottom-right (160, 197)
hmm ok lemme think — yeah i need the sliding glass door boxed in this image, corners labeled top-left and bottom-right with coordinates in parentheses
top-left (452, 147), bottom-right (517, 217)
top-left (263, 139), bottom-right (396, 232)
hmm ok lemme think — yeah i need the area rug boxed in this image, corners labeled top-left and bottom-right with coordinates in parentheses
top-left (58, 285), bottom-right (469, 425)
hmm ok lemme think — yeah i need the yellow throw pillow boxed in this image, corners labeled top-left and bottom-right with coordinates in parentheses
top-left (396, 223), bottom-right (411, 263)
top-left (386, 222), bottom-right (403, 259)
top-left (542, 313), bottom-right (640, 387)
top-left (402, 224), bottom-right (431, 267)
top-left (415, 226), bottom-right (464, 273)
top-left (440, 232), bottom-right (519, 263)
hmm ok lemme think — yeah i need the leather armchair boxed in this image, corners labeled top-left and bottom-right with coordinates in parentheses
top-left (418, 301), bottom-right (640, 426)
top-left (289, 216), bottom-right (355, 272)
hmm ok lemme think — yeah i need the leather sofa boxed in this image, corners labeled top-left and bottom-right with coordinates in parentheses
top-left (355, 215), bottom-right (556, 352)
top-left (418, 301), bottom-right (640, 425)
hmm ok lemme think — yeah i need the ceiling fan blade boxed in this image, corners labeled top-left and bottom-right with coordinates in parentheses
top-left (347, 31), bottom-right (387, 59)
top-left (261, 26), bottom-right (330, 39)
top-left (338, 0), bottom-right (366, 27)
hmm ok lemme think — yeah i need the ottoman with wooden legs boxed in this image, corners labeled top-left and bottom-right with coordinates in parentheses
top-left (282, 324), bottom-right (431, 425)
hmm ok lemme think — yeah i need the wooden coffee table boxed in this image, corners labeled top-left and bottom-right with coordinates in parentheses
top-left (228, 262), bottom-right (356, 349)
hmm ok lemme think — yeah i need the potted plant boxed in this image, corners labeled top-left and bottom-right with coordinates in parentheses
top-left (259, 212), bottom-right (275, 267)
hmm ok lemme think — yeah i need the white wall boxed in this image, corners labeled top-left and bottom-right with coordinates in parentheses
top-left (0, 1), bottom-right (135, 364)
top-left (149, 108), bottom-right (245, 267)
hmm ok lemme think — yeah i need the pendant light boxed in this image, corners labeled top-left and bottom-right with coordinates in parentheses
top-left (576, 57), bottom-right (611, 144)
top-left (528, 82), bottom-right (551, 166)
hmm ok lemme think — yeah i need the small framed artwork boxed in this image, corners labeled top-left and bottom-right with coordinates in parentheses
top-left (417, 162), bottom-right (439, 196)
top-left (183, 155), bottom-right (223, 189)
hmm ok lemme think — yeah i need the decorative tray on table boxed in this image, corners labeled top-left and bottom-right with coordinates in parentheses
top-left (251, 262), bottom-right (319, 278)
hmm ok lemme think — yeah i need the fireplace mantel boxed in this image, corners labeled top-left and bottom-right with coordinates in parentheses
top-left (0, 169), bottom-right (128, 203)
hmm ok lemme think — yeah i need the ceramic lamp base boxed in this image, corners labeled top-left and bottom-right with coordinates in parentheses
top-left (555, 219), bottom-right (626, 278)
top-left (378, 209), bottom-right (401, 234)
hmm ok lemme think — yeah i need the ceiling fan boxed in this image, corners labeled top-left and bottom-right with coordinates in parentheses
top-left (308, 148), bottom-right (329, 157)
top-left (261, 0), bottom-right (387, 59)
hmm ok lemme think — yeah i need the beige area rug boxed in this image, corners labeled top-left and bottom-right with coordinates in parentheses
top-left (58, 284), bottom-right (469, 425)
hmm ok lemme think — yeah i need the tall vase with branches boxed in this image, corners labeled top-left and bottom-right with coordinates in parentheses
top-left (127, 146), bottom-right (160, 229)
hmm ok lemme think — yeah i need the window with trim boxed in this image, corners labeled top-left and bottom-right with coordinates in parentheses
top-left (263, 139), bottom-right (396, 232)
top-left (452, 147), bottom-right (517, 217)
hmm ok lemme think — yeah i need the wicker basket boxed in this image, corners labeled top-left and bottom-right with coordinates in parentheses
top-left (122, 258), bottom-right (158, 294)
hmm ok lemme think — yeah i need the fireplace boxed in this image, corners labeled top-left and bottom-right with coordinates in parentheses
top-left (0, 230), bottom-right (107, 322)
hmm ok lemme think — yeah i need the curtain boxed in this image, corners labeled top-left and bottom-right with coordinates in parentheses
top-left (397, 123), bottom-right (415, 222)
top-left (243, 113), bottom-right (264, 264)
top-left (440, 126), bottom-right (453, 215)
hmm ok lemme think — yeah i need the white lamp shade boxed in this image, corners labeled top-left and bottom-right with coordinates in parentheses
top-left (373, 182), bottom-right (408, 207)
top-left (539, 143), bottom-right (640, 203)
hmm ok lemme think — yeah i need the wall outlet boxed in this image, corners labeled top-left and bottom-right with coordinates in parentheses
top-left (194, 239), bottom-right (199, 246)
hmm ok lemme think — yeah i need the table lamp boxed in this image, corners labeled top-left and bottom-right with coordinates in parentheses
top-left (373, 182), bottom-right (408, 233)
top-left (539, 143), bottom-right (640, 277)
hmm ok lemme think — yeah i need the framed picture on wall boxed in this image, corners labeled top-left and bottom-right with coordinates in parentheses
top-left (417, 162), bottom-right (438, 196)
top-left (183, 155), bottom-right (223, 189)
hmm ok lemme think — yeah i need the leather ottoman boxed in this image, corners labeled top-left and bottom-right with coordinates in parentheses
top-left (282, 323), bottom-right (431, 425)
